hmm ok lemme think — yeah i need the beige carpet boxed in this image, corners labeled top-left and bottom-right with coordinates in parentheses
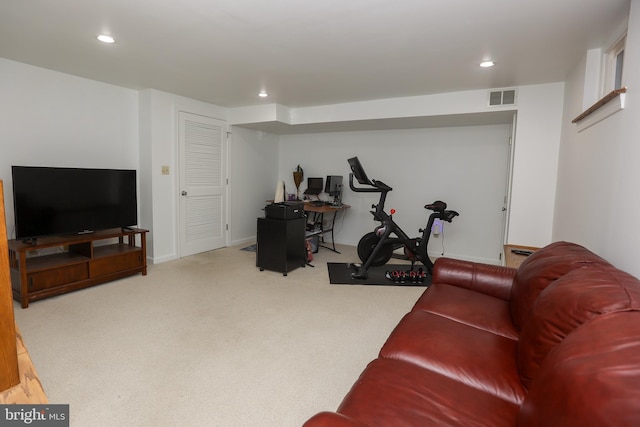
top-left (13, 243), bottom-right (424, 427)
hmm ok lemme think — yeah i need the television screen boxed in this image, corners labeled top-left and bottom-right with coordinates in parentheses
top-left (12, 166), bottom-right (137, 240)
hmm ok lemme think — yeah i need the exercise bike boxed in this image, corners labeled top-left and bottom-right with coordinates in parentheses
top-left (347, 156), bottom-right (459, 280)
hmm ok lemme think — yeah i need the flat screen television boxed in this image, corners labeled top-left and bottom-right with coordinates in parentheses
top-left (11, 166), bottom-right (138, 240)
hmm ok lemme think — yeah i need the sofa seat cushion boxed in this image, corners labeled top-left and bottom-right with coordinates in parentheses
top-left (517, 264), bottom-right (640, 388)
top-left (519, 312), bottom-right (640, 426)
top-left (379, 310), bottom-right (525, 404)
top-left (413, 283), bottom-right (518, 340)
top-left (510, 241), bottom-right (610, 330)
top-left (334, 358), bottom-right (520, 427)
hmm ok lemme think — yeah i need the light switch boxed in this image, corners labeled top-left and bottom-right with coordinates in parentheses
top-left (161, 165), bottom-right (170, 175)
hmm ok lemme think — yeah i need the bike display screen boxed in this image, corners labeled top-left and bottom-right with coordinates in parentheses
top-left (347, 157), bottom-right (372, 185)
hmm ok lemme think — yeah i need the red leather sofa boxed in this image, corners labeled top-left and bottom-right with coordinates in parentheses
top-left (304, 242), bottom-right (640, 426)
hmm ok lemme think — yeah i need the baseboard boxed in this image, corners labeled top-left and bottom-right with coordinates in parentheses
top-left (231, 237), bottom-right (255, 247)
top-left (149, 254), bottom-right (177, 264)
top-left (430, 251), bottom-right (502, 266)
top-left (336, 239), bottom-right (502, 266)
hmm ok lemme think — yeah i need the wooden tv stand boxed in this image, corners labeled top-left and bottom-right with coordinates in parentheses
top-left (8, 228), bottom-right (148, 308)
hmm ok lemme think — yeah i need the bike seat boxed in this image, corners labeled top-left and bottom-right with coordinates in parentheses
top-left (425, 200), bottom-right (447, 212)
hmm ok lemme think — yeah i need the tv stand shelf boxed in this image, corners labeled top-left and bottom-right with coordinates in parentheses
top-left (8, 228), bottom-right (148, 308)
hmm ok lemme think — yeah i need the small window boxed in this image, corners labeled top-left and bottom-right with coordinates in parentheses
top-left (614, 49), bottom-right (624, 89)
top-left (605, 35), bottom-right (626, 93)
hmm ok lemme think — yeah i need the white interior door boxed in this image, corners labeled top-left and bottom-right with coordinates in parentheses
top-left (178, 111), bottom-right (227, 257)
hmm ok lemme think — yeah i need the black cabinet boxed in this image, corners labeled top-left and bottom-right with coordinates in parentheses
top-left (256, 217), bottom-right (306, 276)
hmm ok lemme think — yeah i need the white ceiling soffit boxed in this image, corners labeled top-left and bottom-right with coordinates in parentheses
top-left (234, 111), bottom-right (516, 135)
top-left (0, 0), bottom-right (630, 108)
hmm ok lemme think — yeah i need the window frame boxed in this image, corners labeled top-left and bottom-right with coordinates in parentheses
top-left (604, 34), bottom-right (626, 94)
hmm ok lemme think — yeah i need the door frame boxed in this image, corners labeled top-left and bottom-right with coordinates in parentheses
top-left (175, 108), bottom-right (230, 258)
top-left (501, 112), bottom-right (518, 259)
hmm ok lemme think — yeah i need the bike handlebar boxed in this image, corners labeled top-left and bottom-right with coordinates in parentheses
top-left (349, 173), bottom-right (392, 193)
top-left (425, 200), bottom-right (459, 222)
top-left (348, 170), bottom-right (458, 223)
top-left (442, 210), bottom-right (459, 222)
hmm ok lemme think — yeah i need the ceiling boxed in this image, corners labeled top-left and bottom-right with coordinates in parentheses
top-left (0, 0), bottom-right (630, 110)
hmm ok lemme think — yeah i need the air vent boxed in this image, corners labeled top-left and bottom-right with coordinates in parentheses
top-left (488, 89), bottom-right (517, 106)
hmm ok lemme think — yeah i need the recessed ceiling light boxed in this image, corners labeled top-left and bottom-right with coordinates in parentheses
top-left (480, 60), bottom-right (495, 68)
top-left (97, 35), bottom-right (115, 44)
top-left (258, 91), bottom-right (268, 98)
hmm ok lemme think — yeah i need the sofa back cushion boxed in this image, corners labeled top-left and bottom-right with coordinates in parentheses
top-left (517, 265), bottom-right (640, 389)
top-left (510, 241), bottom-right (609, 330)
top-left (517, 311), bottom-right (640, 426)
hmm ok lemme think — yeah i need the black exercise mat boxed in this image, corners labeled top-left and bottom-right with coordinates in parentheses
top-left (327, 262), bottom-right (431, 286)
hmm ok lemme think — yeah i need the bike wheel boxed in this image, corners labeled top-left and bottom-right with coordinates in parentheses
top-left (357, 232), bottom-right (393, 266)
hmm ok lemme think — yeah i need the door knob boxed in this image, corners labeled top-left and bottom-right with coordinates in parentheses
top-left (181, 191), bottom-right (188, 196)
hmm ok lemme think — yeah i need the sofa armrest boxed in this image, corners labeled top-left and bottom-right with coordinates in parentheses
top-left (432, 257), bottom-right (516, 300)
top-left (303, 412), bottom-right (369, 427)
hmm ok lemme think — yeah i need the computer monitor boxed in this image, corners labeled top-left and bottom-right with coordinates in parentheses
top-left (305, 177), bottom-right (323, 195)
top-left (324, 175), bottom-right (343, 195)
top-left (325, 175), bottom-right (343, 205)
top-left (347, 157), bottom-right (372, 185)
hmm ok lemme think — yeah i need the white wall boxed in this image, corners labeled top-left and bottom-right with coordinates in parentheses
top-left (137, 82), bottom-right (563, 263)
top-left (138, 91), bottom-right (155, 257)
top-left (279, 125), bottom-right (512, 264)
top-left (138, 89), bottom-right (227, 262)
top-left (507, 82), bottom-right (565, 247)
top-left (0, 57), bottom-right (566, 265)
top-left (234, 83), bottom-right (566, 253)
top-left (228, 127), bottom-right (280, 245)
top-left (554, 1), bottom-right (640, 277)
top-left (3, 28), bottom-right (638, 273)
top-left (0, 58), bottom-right (139, 238)
top-left (138, 90), bottom-right (279, 261)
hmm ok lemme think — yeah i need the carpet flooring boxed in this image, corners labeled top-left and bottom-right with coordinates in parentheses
top-left (13, 243), bottom-right (426, 427)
